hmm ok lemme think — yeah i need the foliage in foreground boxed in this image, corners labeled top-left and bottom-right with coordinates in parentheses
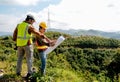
top-left (1, 32), bottom-right (120, 81)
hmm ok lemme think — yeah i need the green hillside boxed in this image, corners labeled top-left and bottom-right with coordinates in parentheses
top-left (0, 32), bottom-right (120, 82)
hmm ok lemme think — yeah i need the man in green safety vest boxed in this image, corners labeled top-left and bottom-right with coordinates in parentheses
top-left (13, 14), bottom-right (45, 78)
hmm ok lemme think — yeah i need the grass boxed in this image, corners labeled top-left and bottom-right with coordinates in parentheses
top-left (0, 53), bottom-right (113, 82)
top-left (46, 68), bottom-right (83, 82)
top-left (0, 58), bottom-right (83, 82)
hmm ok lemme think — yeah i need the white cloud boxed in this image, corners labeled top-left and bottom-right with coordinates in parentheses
top-left (1, 0), bottom-right (120, 32)
top-left (15, 0), bottom-right (40, 6)
top-left (45, 0), bottom-right (120, 31)
top-left (0, 0), bottom-right (40, 6)
top-left (0, 13), bottom-right (47, 32)
top-left (0, 14), bottom-right (19, 32)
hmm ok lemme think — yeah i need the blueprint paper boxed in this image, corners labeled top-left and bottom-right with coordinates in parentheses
top-left (44, 36), bottom-right (65, 54)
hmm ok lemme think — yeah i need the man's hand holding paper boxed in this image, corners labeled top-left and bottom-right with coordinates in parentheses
top-left (44, 35), bottom-right (65, 54)
top-left (49, 40), bottom-right (56, 47)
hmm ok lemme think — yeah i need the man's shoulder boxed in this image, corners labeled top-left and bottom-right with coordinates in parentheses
top-left (28, 24), bottom-right (35, 34)
top-left (28, 24), bottom-right (32, 27)
top-left (28, 24), bottom-right (34, 30)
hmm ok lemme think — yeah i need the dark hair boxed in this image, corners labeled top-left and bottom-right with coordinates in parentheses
top-left (39, 26), bottom-right (42, 30)
top-left (25, 14), bottom-right (35, 21)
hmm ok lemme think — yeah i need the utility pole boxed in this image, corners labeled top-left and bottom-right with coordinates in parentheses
top-left (47, 8), bottom-right (51, 28)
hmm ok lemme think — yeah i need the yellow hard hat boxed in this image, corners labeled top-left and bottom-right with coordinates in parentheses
top-left (39, 22), bottom-right (47, 29)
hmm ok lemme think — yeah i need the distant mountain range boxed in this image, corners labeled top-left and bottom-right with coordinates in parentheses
top-left (1, 29), bottom-right (120, 39)
top-left (0, 32), bottom-right (12, 36)
top-left (48, 28), bottom-right (120, 39)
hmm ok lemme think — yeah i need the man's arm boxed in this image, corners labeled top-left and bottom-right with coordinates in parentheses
top-left (29, 25), bottom-right (45, 38)
top-left (44, 35), bottom-right (51, 43)
top-left (44, 36), bottom-right (56, 46)
top-left (13, 26), bottom-right (18, 41)
top-left (29, 25), bottom-right (56, 46)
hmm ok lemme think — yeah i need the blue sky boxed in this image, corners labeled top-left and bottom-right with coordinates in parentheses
top-left (0, 0), bottom-right (61, 15)
top-left (1, 0), bottom-right (120, 32)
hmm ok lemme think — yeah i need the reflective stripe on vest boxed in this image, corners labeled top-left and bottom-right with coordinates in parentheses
top-left (37, 45), bottom-right (48, 50)
top-left (35, 41), bottom-right (48, 50)
top-left (17, 22), bottom-right (32, 46)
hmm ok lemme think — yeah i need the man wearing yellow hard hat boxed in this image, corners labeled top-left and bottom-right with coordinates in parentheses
top-left (35, 22), bottom-right (56, 76)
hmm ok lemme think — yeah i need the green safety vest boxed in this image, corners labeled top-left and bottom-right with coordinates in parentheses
top-left (17, 22), bottom-right (32, 46)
